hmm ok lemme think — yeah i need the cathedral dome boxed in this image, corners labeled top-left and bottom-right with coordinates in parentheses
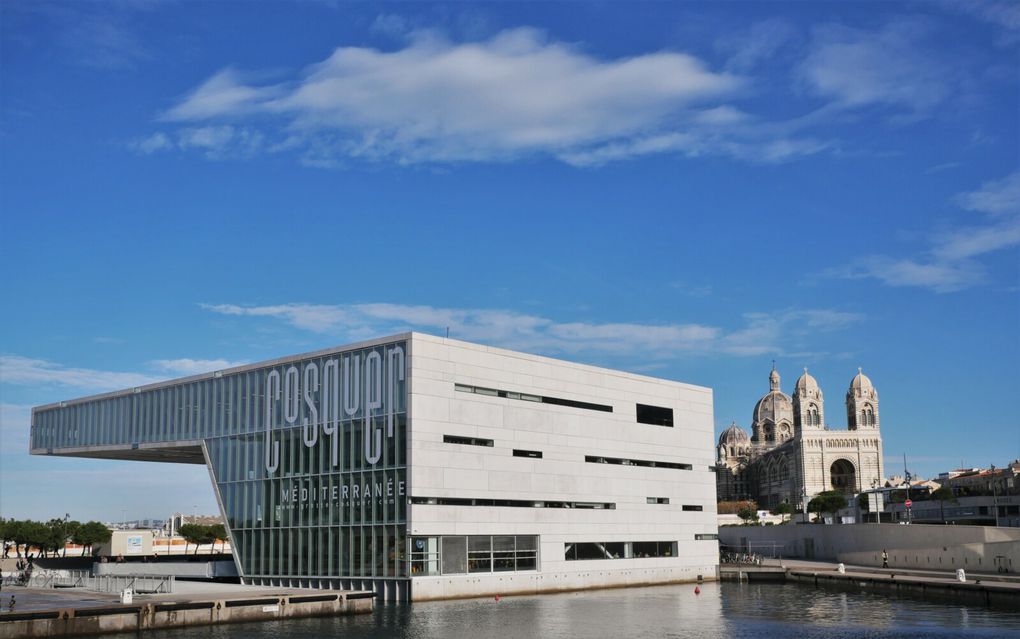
top-left (848, 367), bottom-right (877, 399)
top-left (795, 368), bottom-right (821, 395)
top-left (718, 422), bottom-right (749, 446)
top-left (753, 391), bottom-right (793, 424)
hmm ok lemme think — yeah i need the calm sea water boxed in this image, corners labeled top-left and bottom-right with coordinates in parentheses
top-left (146, 582), bottom-right (1020, 639)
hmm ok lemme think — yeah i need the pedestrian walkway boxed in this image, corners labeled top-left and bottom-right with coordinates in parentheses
top-left (783, 559), bottom-right (1020, 588)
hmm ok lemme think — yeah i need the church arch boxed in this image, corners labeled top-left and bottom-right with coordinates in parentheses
top-left (830, 458), bottom-right (857, 494)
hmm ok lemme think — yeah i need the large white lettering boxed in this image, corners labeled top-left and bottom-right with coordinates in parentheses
top-left (263, 345), bottom-right (405, 474)
top-left (264, 370), bottom-right (281, 473)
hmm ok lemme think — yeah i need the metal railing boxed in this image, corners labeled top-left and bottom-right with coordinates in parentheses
top-left (22, 570), bottom-right (175, 593)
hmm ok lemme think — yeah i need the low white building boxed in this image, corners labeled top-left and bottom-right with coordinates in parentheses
top-left (32, 333), bottom-right (719, 600)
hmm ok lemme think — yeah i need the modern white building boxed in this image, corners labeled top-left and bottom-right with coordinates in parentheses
top-left (31, 333), bottom-right (718, 600)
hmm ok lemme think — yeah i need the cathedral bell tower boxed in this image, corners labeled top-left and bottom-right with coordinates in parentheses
top-left (793, 368), bottom-right (825, 435)
top-left (846, 367), bottom-right (879, 430)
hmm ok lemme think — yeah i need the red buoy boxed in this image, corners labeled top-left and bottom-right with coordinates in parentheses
top-left (694, 586), bottom-right (701, 595)
top-left (495, 594), bottom-right (501, 601)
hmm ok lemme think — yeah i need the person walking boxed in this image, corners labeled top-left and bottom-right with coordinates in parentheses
top-left (882, 549), bottom-right (889, 569)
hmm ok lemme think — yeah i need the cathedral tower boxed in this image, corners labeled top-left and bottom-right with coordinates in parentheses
top-left (751, 366), bottom-right (794, 447)
top-left (846, 368), bottom-right (879, 430)
top-left (793, 368), bottom-right (825, 434)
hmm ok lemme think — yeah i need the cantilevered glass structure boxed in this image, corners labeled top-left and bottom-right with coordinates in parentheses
top-left (32, 336), bottom-right (408, 597)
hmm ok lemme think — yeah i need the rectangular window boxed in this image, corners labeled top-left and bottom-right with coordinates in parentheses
top-left (441, 536), bottom-right (468, 575)
top-left (636, 403), bottom-right (674, 427)
top-left (455, 383), bottom-right (612, 413)
top-left (513, 449), bottom-right (543, 458)
top-left (443, 434), bottom-right (494, 447)
top-left (682, 505), bottom-right (703, 511)
top-left (422, 535), bottom-right (540, 576)
top-left (564, 540), bottom-right (677, 561)
top-left (585, 455), bottom-right (692, 471)
top-left (647, 497), bottom-right (670, 504)
top-left (410, 496), bottom-right (615, 510)
top-left (695, 534), bottom-right (719, 540)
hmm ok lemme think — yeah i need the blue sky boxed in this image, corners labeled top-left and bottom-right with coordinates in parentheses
top-left (1, 1), bottom-right (1018, 521)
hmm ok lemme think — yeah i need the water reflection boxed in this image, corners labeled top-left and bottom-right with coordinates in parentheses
top-left (145, 582), bottom-right (1020, 639)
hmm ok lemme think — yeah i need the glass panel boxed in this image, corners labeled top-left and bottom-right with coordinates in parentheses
top-left (441, 536), bottom-right (467, 575)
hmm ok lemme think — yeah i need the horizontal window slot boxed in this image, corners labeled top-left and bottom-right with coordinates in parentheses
top-left (564, 540), bottom-right (677, 561)
top-left (455, 383), bottom-right (612, 413)
top-left (647, 497), bottom-right (670, 504)
top-left (636, 403), bottom-right (674, 427)
top-left (682, 505), bottom-right (703, 511)
top-left (585, 455), bottom-right (692, 471)
top-left (443, 434), bottom-right (494, 447)
top-left (513, 449), bottom-right (543, 458)
top-left (695, 534), bottom-right (719, 540)
top-left (411, 496), bottom-right (615, 509)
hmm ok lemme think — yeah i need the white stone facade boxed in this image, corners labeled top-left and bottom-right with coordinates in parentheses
top-left (716, 367), bottom-right (884, 511)
top-left (406, 334), bottom-right (718, 600)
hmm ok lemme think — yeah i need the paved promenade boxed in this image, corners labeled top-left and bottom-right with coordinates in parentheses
top-left (0, 581), bottom-right (323, 613)
top-left (782, 558), bottom-right (1020, 589)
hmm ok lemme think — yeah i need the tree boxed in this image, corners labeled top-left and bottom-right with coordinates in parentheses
top-left (808, 491), bottom-right (848, 523)
top-left (72, 521), bottom-right (112, 556)
top-left (46, 519), bottom-right (80, 557)
top-left (857, 493), bottom-right (870, 511)
top-left (772, 502), bottom-right (794, 524)
top-left (736, 505), bottom-right (759, 524)
top-left (6, 520), bottom-right (25, 557)
top-left (207, 524), bottom-right (227, 554)
top-left (930, 487), bottom-right (959, 524)
top-left (178, 523), bottom-right (204, 555)
top-left (10, 520), bottom-right (50, 558)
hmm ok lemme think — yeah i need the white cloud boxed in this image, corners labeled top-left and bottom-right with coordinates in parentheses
top-left (0, 355), bottom-right (162, 390)
top-left (799, 20), bottom-right (952, 114)
top-left (721, 309), bottom-right (863, 356)
top-left (717, 19), bottom-right (796, 72)
top-left (0, 404), bottom-right (32, 457)
top-left (835, 256), bottom-right (985, 294)
top-left (130, 125), bottom-right (264, 159)
top-left (202, 302), bottom-right (862, 359)
top-left (149, 359), bottom-right (248, 376)
top-left (937, 0), bottom-right (1020, 46)
top-left (829, 170), bottom-right (1020, 292)
top-left (137, 28), bottom-right (834, 166)
top-left (955, 171), bottom-right (1020, 216)
top-left (131, 132), bottom-right (173, 154)
top-left (370, 14), bottom-right (410, 39)
top-left (163, 69), bottom-right (283, 121)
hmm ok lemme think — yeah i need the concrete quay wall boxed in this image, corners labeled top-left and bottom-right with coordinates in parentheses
top-left (0, 591), bottom-right (373, 639)
top-left (719, 523), bottom-right (1020, 573)
top-left (786, 570), bottom-right (1019, 608)
top-left (94, 561), bottom-right (238, 578)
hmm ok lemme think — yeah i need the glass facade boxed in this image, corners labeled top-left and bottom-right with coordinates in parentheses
top-left (409, 535), bottom-right (539, 576)
top-left (31, 339), bottom-right (408, 583)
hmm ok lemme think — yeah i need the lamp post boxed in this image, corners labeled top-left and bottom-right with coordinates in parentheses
top-left (990, 464), bottom-right (1001, 527)
top-left (902, 453), bottom-right (912, 524)
top-left (869, 479), bottom-right (880, 524)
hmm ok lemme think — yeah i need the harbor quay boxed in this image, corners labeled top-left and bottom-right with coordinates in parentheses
top-left (0, 582), bottom-right (374, 639)
top-left (719, 521), bottom-right (1020, 572)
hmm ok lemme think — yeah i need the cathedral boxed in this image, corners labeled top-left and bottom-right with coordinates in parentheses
top-left (716, 367), bottom-right (884, 510)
